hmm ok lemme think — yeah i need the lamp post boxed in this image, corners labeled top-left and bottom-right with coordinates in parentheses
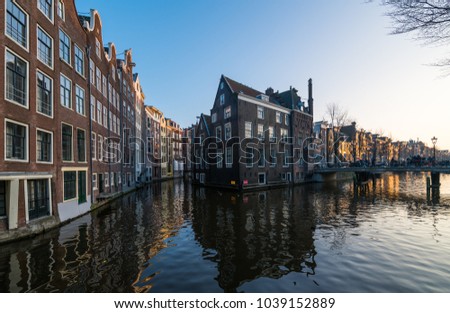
top-left (431, 136), bottom-right (438, 166)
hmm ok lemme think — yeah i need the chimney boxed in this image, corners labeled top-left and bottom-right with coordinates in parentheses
top-left (265, 87), bottom-right (274, 96)
top-left (308, 78), bottom-right (314, 116)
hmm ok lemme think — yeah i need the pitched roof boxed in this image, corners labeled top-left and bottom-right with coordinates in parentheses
top-left (223, 76), bottom-right (263, 98)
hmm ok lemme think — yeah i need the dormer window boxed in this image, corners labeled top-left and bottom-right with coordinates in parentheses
top-left (257, 94), bottom-right (269, 102)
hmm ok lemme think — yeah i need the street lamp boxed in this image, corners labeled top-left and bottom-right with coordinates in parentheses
top-left (431, 136), bottom-right (438, 166)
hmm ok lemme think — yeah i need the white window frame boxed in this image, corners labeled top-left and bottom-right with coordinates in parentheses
top-left (59, 28), bottom-right (71, 65)
top-left (38, 0), bottom-right (54, 22)
top-left (226, 147), bottom-right (232, 168)
top-left (219, 93), bottom-right (225, 105)
top-left (95, 38), bottom-right (101, 59)
top-left (224, 106), bottom-right (231, 119)
top-left (5, 0), bottom-right (30, 51)
top-left (75, 84), bottom-right (85, 116)
top-left (245, 121), bottom-right (252, 138)
top-left (98, 134), bottom-right (103, 162)
top-left (74, 44), bottom-right (85, 77)
top-left (4, 118), bottom-right (29, 163)
top-left (57, 0), bottom-right (65, 20)
top-left (4, 48), bottom-right (29, 108)
top-left (36, 25), bottom-right (54, 69)
top-left (36, 127), bottom-right (53, 164)
top-left (36, 69), bottom-right (53, 118)
top-left (211, 112), bottom-right (217, 123)
top-left (276, 111), bottom-right (282, 123)
top-left (60, 73), bottom-right (72, 109)
top-left (257, 106), bottom-right (264, 119)
top-left (104, 172), bottom-right (109, 187)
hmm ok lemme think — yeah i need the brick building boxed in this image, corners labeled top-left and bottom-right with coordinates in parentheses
top-left (0, 0), bottom-right (157, 242)
top-left (192, 75), bottom-right (314, 190)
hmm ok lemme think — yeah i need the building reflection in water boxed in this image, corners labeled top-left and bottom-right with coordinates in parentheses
top-left (190, 187), bottom-right (318, 292)
top-left (0, 174), bottom-right (449, 292)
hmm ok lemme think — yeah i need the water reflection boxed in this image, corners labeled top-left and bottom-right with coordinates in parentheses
top-left (0, 173), bottom-right (449, 292)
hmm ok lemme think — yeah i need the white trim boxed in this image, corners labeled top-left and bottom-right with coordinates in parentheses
top-left (37, 0), bottom-right (55, 24)
top-left (74, 44), bottom-right (86, 78)
top-left (75, 84), bottom-right (86, 116)
top-left (58, 28), bottom-right (71, 66)
top-left (92, 172), bottom-right (97, 190)
top-left (61, 167), bottom-right (88, 203)
top-left (0, 173), bottom-right (52, 180)
top-left (60, 73), bottom-right (72, 110)
top-left (36, 127), bottom-right (53, 164)
top-left (258, 172), bottom-right (266, 185)
top-left (24, 178), bottom-right (53, 223)
top-left (57, 0), bottom-right (65, 21)
top-left (4, 47), bottom-right (29, 109)
top-left (4, 118), bottom-right (29, 163)
top-left (91, 132), bottom-right (96, 160)
top-left (36, 24), bottom-right (54, 70)
top-left (36, 69), bottom-right (54, 119)
top-left (5, 0), bottom-right (30, 52)
top-left (238, 93), bottom-right (290, 114)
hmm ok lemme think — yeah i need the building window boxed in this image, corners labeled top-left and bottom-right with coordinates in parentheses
top-left (27, 179), bottom-right (50, 220)
top-left (270, 147), bottom-right (276, 167)
top-left (257, 106), bottom-right (264, 119)
top-left (37, 26), bottom-right (53, 68)
top-left (90, 95), bottom-right (95, 121)
top-left (0, 181), bottom-right (7, 217)
top-left (104, 172), bottom-right (109, 187)
top-left (283, 147), bottom-right (289, 167)
top-left (285, 114), bottom-right (289, 126)
top-left (37, 129), bottom-right (52, 163)
top-left (37, 71), bottom-right (52, 117)
top-left (59, 29), bottom-right (70, 64)
top-left (89, 59), bottom-right (94, 84)
top-left (257, 124), bottom-right (264, 140)
top-left (57, 0), bottom-right (65, 20)
top-left (95, 38), bottom-right (101, 59)
top-left (5, 50), bottom-right (28, 107)
top-left (211, 112), bottom-right (217, 123)
top-left (215, 126), bottom-right (222, 140)
top-left (60, 74), bottom-right (71, 108)
top-left (276, 112), bottom-right (282, 123)
top-left (224, 106), bottom-right (231, 119)
top-left (246, 147), bottom-right (253, 167)
top-left (74, 45), bottom-right (84, 76)
top-left (220, 93), bottom-right (225, 105)
top-left (98, 135), bottom-right (103, 161)
top-left (96, 67), bottom-right (101, 90)
top-left (258, 173), bottom-right (266, 185)
top-left (61, 123), bottom-right (72, 161)
top-left (38, 0), bottom-right (53, 21)
top-left (258, 147), bottom-right (265, 167)
top-left (226, 147), bottom-right (232, 168)
top-left (92, 173), bottom-right (97, 190)
top-left (269, 126), bottom-right (275, 142)
top-left (6, 0), bottom-right (28, 49)
top-left (245, 121), bottom-right (252, 138)
top-left (102, 75), bottom-right (107, 96)
top-left (77, 129), bottom-right (86, 162)
top-left (75, 85), bottom-right (85, 115)
top-left (224, 123), bottom-right (231, 141)
top-left (97, 101), bottom-right (102, 125)
top-left (216, 149), bottom-right (223, 168)
top-left (91, 132), bottom-right (96, 160)
top-left (5, 120), bottom-right (27, 161)
top-left (103, 106), bottom-right (108, 128)
top-left (281, 128), bottom-right (288, 141)
top-left (63, 171), bottom-right (76, 201)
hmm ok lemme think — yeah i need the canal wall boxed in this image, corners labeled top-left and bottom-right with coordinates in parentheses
top-left (310, 172), bottom-right (354, 183)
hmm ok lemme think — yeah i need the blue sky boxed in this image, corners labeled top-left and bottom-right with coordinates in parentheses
top-left (75, 0), bottom-right (450, 149)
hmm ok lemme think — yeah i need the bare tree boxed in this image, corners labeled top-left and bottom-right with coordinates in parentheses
top-left (379, 1), bottom-right (450, 66)
top-left (324, 103), bottom-right (349, 165)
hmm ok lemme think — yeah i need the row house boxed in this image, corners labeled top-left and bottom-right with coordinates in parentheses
top-left (0, 0), bottom-right (144, 240)
top-left (192, 75), bottom-right (314, 190)
top-left (144, 105), bottom-right (162, 181)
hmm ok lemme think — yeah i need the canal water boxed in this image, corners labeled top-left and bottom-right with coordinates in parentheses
top-left (1, 173), bottom-right (450, 292)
